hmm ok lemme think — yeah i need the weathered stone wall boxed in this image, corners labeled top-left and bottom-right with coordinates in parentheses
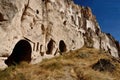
top-left (0, 0), bottom-right (119, 69)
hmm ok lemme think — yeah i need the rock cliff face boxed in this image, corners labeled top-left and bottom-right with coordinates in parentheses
top-left (0, 0), bottom-right (119, 68)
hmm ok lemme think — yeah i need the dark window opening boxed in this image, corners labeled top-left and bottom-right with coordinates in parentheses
top-left (46, 39), bottom-right (55, 54)
top-left (59, 40), bottom-right (67, 53)
top-left (71, 16), bottom-right (74, 21)
top-left (41, 24), bottom-right (45, 34)
top-left (78, 16), bottom-right (81, 29)
top-left (33, 43), bottom-right (35, 51)
top-left (72, 40), bottom-right (75, 43)
top-left (40, 45), bottom-right (44, 56)
top-left (36, 42), bottom-right (39, 51)
top-left (36, 10), bottom-right (39, 14)
top-left (5, 40), bottom-right (32, 66)
top-left (63, 21), bottom-right (67, 25)
top-left (31, 27), bottom-right (33, 29)
top-left (41, 24), bottom-right (45, 31)
top-left (0, 12), bottom-right (7, 21)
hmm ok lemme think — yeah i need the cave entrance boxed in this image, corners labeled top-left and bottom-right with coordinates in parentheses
top-left (5, 40), bottom-right (32, 66)
top-left (46, 39), bottom-right (55, 54)
top-left (59, 40), bottom-right (67, 53)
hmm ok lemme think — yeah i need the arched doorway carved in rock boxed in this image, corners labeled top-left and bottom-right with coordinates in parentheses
top-left (46, 39), bottom-right (55, 55)
top-left (5, 40), bottom-right (32, 66)
top-left (59, 40), bottom-right (67, 53)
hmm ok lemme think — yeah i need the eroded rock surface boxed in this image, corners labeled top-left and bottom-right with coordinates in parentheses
top-left (0, 0), bottom-right (119, 68)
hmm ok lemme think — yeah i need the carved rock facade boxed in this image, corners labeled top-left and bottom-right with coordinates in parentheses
top-left (0, 0), bottom-right (119, 68)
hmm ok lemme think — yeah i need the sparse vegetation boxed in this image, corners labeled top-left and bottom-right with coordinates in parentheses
top-left (0, 47), bottom-right (120, 80)
top-left (92, 59), bottom-right (115, 72)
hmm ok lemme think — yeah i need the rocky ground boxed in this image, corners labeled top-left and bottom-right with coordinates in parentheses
top-left (0, 47), bottom-right (120, 80)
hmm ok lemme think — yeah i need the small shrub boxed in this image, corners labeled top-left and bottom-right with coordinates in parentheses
top-left (75, 52), bottom-right (89, 59)
top-left (92, 59), bottom-right (115, 72)
top-left (74, 67), bottom-right (87, 80)
top-left (0, 66), bottom-right (16, 80)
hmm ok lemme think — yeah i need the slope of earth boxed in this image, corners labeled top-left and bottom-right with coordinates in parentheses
top-left (0, 0), bottom-right (120, 67)
top-left (0, 47), bottom-right (120, 80)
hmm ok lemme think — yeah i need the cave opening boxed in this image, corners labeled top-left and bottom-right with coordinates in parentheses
top-left (5, 40), bottom-right (32, 66)
top-left (59, 40), bottom-right (67, 53)
top-left (36, 10), bottom-right (39, 14)
top-left (46, 39), bottom-right (55, 54)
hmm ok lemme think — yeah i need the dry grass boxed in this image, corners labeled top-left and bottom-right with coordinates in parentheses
top-left (0, 47), bottom-right (120, 80)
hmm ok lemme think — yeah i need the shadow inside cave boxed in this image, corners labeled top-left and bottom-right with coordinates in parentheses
top-left (5, 40), bottom-right (32, 66)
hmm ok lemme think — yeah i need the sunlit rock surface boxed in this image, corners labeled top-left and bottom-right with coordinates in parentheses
top-left (0, 0), bottom-right (119, 69)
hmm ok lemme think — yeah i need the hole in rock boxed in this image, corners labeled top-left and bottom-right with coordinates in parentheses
top-left (46, 39), bottom-right (55, 54)
top-left (0, 13), bottom-right (6, 21)
top-left (59, 40), bottom-right (67, 53)
top-left (63, 21), bottom-right (67, 25)
top-left (5, 40), bottom-right (32, 66)
top-left (36, 10), bottom-right (39, 14)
